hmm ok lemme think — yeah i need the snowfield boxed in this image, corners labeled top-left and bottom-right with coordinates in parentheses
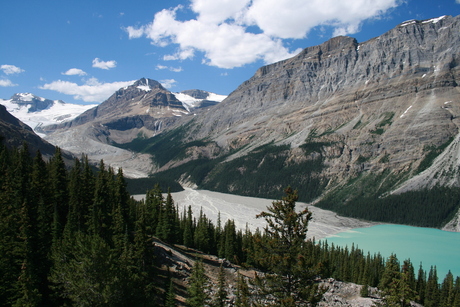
top-left (0, 97), bottom-right (96, 137)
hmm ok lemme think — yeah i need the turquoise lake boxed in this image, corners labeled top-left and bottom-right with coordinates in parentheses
top-left (323, 224), bottom-right (460, 280)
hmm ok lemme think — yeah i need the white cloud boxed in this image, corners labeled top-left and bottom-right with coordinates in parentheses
top-left (170, 66), bottom-right (183, 72)
top-left (160, 79), bottom-right (177, 89)
top-left (62, 68), bottom-right (87, 76)
top-left (156, 64), bottom-right (168, 70)
top-left (0, 79), bottom-right (17, 87)
top-left (126, 0), bottom-right (400, 68)
top-left (156, 64), bottom-right (183, 72)
top-left (92, 58), bottom-right (117, 70)
top-left (1, 64), bottom-right (25, 75)
top-left (457, 0), bottom-right (460, 4)
top-left (40, 78), bottom-right (135, 102)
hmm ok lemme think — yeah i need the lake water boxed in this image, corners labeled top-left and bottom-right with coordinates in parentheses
top-left (324, 224), bottom-right (460, 280)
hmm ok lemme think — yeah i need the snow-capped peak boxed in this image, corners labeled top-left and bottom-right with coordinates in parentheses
top-left (0, 93), bottom-right (97, 136)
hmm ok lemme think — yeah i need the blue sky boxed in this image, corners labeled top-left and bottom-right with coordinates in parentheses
top-left (1, 0), bottom-right (460, 105)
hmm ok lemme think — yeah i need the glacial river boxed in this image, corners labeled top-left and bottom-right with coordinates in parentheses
top-left (324, 224), bottom-right (460, 279)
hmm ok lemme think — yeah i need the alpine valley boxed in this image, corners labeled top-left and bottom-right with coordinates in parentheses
top-left (4, 15), bottom-right (460, 231)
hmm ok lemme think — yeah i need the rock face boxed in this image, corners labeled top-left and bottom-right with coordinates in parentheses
top-left (176, 15), bottom-right (460, 190)
top-left (0, 104), bottom-right (61, 159)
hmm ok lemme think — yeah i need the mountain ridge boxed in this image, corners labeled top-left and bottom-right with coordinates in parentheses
top-left (40, 14), bottom-right (460, 228)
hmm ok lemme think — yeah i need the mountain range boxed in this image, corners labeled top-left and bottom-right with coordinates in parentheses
top-left (2, 15), bottom-right (460, 230)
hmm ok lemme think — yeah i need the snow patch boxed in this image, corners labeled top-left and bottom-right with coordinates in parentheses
top-left (137, 85), bottom-right (151, 92)
top-left (400, 105), bottom-right (412, 118)
top-left (422, 15), bottom-right (447, 24)
top-left (400, 20), bottom-right (416, 27)
top-left (18, 93), bottom-right (35, 101)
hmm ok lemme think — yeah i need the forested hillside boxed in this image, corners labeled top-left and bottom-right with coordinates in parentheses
top-left (1, 140), bottom-right (460, 306)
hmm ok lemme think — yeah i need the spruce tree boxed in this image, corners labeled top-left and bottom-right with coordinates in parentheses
top-left (31, 151), bottom-right (53, 305)
top-left (416, 264), bottom-right (426, 304)
top-left (145, 184), bottom-right (163, 235)
top-left (49, 147), bottom-right (69, 244)
top-left (425, 266), bottom-right (440, 307)
top-left (186, 260), bottom-right (209, 307)
top-left (254, 187), bottom-right (322, 306)
top-left (183, 205), bottom-right (194, 247)
top-left (440, 271), bottom-right (455, 307)
top-left (165, 278), bottom-right (176, 307)
top-left (212, 264), bottom-right (227, 307)
top-left (89, 160), bottom-right (112, 242)
top-left (235, 273), bottom-right (250, 307)
top-left (224, 219), bottom-right (237, 262)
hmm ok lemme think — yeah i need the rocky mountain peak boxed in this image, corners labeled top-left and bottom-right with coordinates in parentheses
top-left (180, 89), bottom-right (210, 99)
top-left (132, 78), bottom-right (163, 91)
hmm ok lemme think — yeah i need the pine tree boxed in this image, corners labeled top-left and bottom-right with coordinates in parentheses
top-left (212, 264), bottom-right (227, 307)
top-left (157, 189), bottom-right (177, 243)
top-left (235, 273), bottom-right (250, 307)
top-left (145, 184), bottom-right (163, 235)
top-left (165, 278), bottom-right (176, 307)
top-left (425, 266), bottom-right (440, 307)
top-left (254, 187), bottom-right (322, 306)
top-left (186, 260), bottom-right (210, 307)
top-left (416, 264), bottom-right (426, 304)
top-left (224, 219), bottom-right (237, 262)
top-left (49, 147), bottom-right (69, 244)
top-left (194, 209), bottom-right (210, 253)
top-left (111, 168), bottom-right (130, 252)
top-left (31, 151), bottom-right (53, 305)
top-left (89, 160), bottom-right (112, 242)
top-left (440, 271), bottom-right (455, 307)
top-left (183, 205), bottom-right (194, 247)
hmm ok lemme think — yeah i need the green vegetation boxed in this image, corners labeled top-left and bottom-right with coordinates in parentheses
top-left (318, 185), bottom-right (460, 228)
top-left (1, 140), bottom-right (460, 306)
top-left (201, 143), bottom-right (326, 201)
top-left (125, 176), bottom-right (183, 195)
top-left (417, 136), bottom-right (455, 174)
top-left (113, 123), bottom-right (210, 168)
top-left (370, 112), bottom-right (394, 135)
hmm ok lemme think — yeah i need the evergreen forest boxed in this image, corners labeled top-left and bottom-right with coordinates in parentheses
top-left (1, 141), bottom-right (460, 306)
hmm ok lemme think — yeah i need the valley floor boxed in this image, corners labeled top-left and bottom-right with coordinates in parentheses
top-left (134, 188), bottom-right (378, 240)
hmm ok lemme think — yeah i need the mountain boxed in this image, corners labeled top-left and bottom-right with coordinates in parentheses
top-left (41, 15), bottom-right (460, 228)
top-left (41, 78), bottom-right (226, 178)
top-left (111, 15), bottom-right (460, 228)
top-left (0, 93), bottom-right (97, 136)
top-left (0, 104), bottom-right (64, 158)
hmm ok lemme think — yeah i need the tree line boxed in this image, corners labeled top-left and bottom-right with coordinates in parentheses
top-left (1, 141), bottom-right (460, 306)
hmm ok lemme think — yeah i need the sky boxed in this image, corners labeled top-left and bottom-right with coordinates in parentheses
top-left (1, 0), bottom-right (460, 105)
